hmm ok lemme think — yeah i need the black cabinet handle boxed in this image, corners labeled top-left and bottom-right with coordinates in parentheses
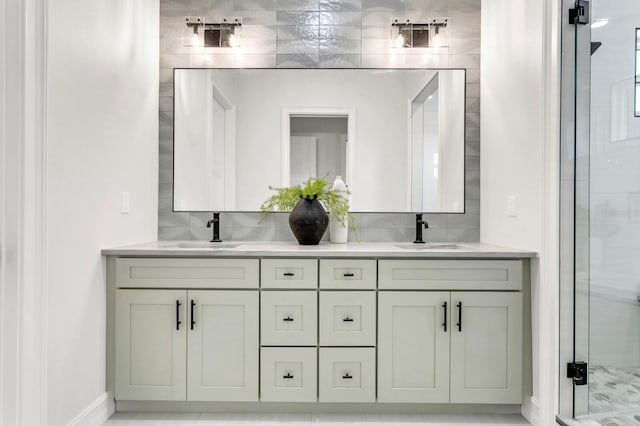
top-left (456, 301), bottom-right (462, 332)
top-left (343, 317), bottom-right (354, 322)
top-left (342, 373), bottom-right (353, 379)
top-left (176, 300), bottom-right (182, 330)
top-left (283, 316), bottom-right (294, 322)
top-left (283, 272), bottom-right (295, 276)
top-left (442, 301), bottom-right (447, 332)
top-left (283, 373), bottom-right (294, 379)
top-left (343, 272), bottom-right (354, 277)
top-left (190, 300), bottom-right (196, 330)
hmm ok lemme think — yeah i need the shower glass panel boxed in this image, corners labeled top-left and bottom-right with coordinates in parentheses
top-left (569, 0), bottom-right (640, 419)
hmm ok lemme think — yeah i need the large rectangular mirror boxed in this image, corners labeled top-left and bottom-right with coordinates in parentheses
top-left (173, 68), bottom-right (466, 213)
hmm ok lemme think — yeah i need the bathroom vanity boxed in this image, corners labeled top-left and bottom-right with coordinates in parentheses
top-left (103, 242), bottom-right (535, 412)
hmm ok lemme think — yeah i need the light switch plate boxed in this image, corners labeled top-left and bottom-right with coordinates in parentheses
top-left (507, 195), bottom-right (517, 217)
top-left (121, 192), bottom-right (130, 214)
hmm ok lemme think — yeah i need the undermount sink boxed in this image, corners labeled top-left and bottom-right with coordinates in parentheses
top-left (394, 243), bottom-right (466, 250)
top-left (162, 241), bottom-right (240, 249)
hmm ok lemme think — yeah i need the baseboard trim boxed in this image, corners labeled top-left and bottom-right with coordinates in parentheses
top-left (115, 400), bottom-right (522, 415)
top-left (522, 396), bottom-right (540, 426)
top-left (68, 392), bottom-right (115, 426)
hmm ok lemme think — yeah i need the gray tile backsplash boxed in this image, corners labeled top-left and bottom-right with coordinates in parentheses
top-left (158, 0), bottom-right (481, 243)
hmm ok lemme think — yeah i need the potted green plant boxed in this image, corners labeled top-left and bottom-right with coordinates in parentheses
top-left (260, 177), bottom-right (356, 245)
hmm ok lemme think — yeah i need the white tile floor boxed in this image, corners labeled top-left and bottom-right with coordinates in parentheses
top-left (103, 412), bottom-right (531, 426)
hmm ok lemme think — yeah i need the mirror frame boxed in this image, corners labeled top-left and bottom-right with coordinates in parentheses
top-left (171, 67), bottom-right (467, 214)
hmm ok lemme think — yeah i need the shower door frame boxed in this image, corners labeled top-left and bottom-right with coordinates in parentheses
top-left (558, 0), bottom-right (640, 420)
top-left (558, 0), bottom-right (593, 420)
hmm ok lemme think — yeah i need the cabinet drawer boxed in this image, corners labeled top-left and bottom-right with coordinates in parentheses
top-left (319, 259), bottom-right (377, 289)
top-left (261, 291), bottom-right (317, 346)
top-left (319, 348), bottom-right (375, 403)
top-left (260, 347), bottom-right (317, 402)
top-left (319, 292), bottom-right (376, 346)
top-left (115, 258), bottom-right (259, 289)
top-left (378, 259), bottom-right (522, 291)
top-left (261, 259), bottom-right (318, 289)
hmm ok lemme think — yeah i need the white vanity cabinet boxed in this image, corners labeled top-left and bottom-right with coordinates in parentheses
top-left (113, 258), bottom-right (259, 402)
top-left (115, 289), bottom-right (259, 401)
top-left (105, 248), bottom-right (531, 409)
top-left (378, 291), bottom-right (522, 404)
top-left (377, 259), bottom-right (523, 404)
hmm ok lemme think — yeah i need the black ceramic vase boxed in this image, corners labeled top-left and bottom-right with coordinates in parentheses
top-left (288, 195), bottom-right (329, 245)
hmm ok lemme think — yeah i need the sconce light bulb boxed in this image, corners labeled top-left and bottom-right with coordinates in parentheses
top-left (432, 33), bottom-right (442, 48)
top-left (189, 22), bottom-right (203, 47)
top-left (394, 33), bottom-right (405, 48)
top-left (191, 31), bottom-right (202, 47)
top-left (229, 33), bottom-right (240, 48)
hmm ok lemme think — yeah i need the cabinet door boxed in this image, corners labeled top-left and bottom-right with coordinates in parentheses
top-left (378, 292), bottom-right (450, 403)
top-left (450, 292), bottom-right (522, 403)
top-left (187, 290), bottom-right (259, 401)
top-left (115, 289), bottom-right (187, 400)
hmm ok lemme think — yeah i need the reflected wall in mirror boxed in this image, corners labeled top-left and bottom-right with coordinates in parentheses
top-left (289, 115), bottom-right (348, 187)
top-left (173, 68), bottom-right (466, 213)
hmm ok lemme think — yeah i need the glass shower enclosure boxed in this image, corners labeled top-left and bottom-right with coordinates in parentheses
top-left (562, 0), bottom-right (640, 422)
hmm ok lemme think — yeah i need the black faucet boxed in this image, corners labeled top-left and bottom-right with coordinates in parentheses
top-left (206, 212), bottom-right (222, 242)
top-left (414, 213), bottom-right (429, 244)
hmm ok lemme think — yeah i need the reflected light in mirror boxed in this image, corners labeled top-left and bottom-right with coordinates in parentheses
top-left (191, 29), bottom-right (202, 47)
top-left (591, 19), bottom-right (608, 29)
top-left (393, 34), bottom-right (405, 48)
top-left (228, 33), bottom-right (240, 48)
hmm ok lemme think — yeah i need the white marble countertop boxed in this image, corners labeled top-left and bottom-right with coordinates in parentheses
top-left (102, 241), bottom-right (537, 258)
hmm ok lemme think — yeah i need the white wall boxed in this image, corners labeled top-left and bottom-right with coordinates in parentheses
top-left (481, 0), bottom-right (550, 424)
top-left (46, 1), bottom-right (159, 424)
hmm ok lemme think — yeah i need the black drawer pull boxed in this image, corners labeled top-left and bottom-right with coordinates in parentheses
top-left (283, 373), bottom-right (294, 379)
top-left (283, 316), bottom-right (294, 322)
top-left (343, 317), bottom-right (354, 322)
top-left (283, 272), bottom-right (295, 276)
top-left (190, 300), bottom-right (196, 330)
top-left (343, 272), bottom-right (354, 277)
top-left (442, 301), bottom-right (447, 332)
top-left (342, 373), bottom-right (353, 379)
top-left (456, 301), bottom-right (462, 332)
top-left (176, 300), bottom-right (182, 330)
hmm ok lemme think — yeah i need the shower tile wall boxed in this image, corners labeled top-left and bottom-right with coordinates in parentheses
top-left (158, 0), bottom-right (481, 242)
top-left (587, 0), bottom-right (640, 370)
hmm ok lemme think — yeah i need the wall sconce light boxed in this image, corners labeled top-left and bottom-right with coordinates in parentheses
top-left (430, 18), bottom-right (448, 48)
top-left (186, 17), bottom-right (242, 48)
top-left (391, 18), bottom-right (448, 48)
top-left (186, 18), bottom-right (203, 47)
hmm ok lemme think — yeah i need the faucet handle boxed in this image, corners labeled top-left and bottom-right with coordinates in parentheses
top-left (416, 213), bottom-right (428, 227)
